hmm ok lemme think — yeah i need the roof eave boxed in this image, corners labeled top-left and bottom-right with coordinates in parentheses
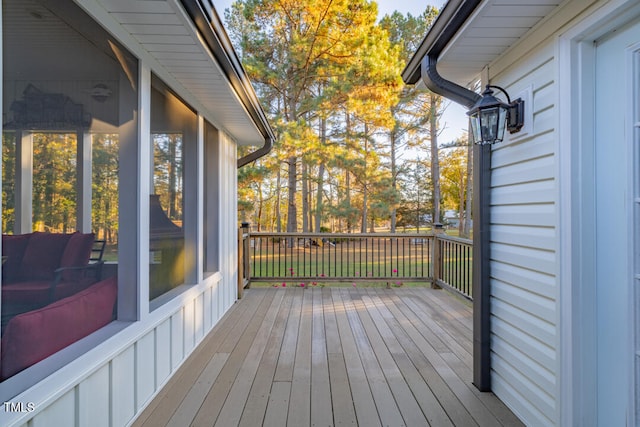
top-left (401, 0), bottom-right (483, 109)
top-left (179, 0), bottom-right (274, 167)
top-left (180, 0), bottom-right (275, 143)
top-left (402, 0), bottom-right (481, 85)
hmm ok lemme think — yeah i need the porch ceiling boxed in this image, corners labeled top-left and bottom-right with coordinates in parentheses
top-left (93, 0), bottom-right (267, 146)
top-left (411, 0), bottom-right (563, 88)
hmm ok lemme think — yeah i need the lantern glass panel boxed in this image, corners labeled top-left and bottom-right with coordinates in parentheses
top-left (470, 114), bottom-right (482, 144)
top-left (478, 106), bottom-right (507, 144)
top-left (479, 107), bottom-right (499, 142)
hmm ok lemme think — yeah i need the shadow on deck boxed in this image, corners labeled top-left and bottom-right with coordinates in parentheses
top-left (132, 287), bottom-right (523, 426)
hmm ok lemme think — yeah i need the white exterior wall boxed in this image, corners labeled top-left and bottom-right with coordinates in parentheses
top-left (488, 41), bottom-right (559, 425)
top-left (1, 132), bottom-right (239, 427)
top-left (219, 132), bottom-right (239, 312)
top-left (484, 1), bottom-right (605, 425)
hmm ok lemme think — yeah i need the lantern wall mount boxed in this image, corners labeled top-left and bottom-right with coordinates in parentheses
top-left (467, 85), bottom-right (525, 145)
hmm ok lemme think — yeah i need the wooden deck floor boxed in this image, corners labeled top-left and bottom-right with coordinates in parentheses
top-left (132, 287), bottom-right (523, 427)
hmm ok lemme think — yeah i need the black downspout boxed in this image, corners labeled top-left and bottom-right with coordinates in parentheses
top-left (421, 55), bottom-right (479, 110)
top-left (472, 142), bottom-right (491, 391)
top-left (415, 5), bottom-right (492, 390)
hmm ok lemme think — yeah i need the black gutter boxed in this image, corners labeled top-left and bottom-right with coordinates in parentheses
top-left (401, 0), bottom-right (492, 392)
top-left (178, 0), bottom-right (275, 168)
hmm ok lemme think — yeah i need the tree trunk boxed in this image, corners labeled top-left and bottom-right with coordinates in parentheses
top-left (390, 130), bottom-right (397, 233)
top-left (168, 135), bottom-right (177, 219)
top-left (257, 181), bottom-right (264, 232)
top-left (315, 117), bottom-right (326, 233)
top-left (458, 171), bottom-right (465, 236)
top-left (287, 156), bottom-right (297, 246)
top-left (463, 140), bottom-right (473, 238)
top-left (345, 113), bottom-right (352, 233)
top-left (275, 166), bottom-right (282, 233)
top-left (302, 161), bottom-right (309, 232)
top-left (361, 124), bottom-right (368, 234)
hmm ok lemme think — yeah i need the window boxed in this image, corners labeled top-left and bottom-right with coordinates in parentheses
top-left (149, 76), bottom-right (197, 300)
top-left (204, 120), bottom-right (219, 274)
top-left (1, 0), bottom-right (137, 384)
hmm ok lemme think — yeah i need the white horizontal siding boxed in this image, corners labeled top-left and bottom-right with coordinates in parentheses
top-left (492, 133), bottom-right (555, 168)
top-left (491, 261), bottom-right (555, 299)
top-left (492, 297), bottom-right (556, 349)
top-left (491, 243), bottom-right (555, 273)
top-left (492, 224), bottom-right (555, 251)
top-left (491, 179), bottom-right (555, 206)
top-left (492, 155), bottom-right (555, 187)
top-left (492, 361), bottom-right (555, 419)
top-left (488, 32), bottom-right (559, 426)
top-left (492, 314), bottom-right (556, 368)
top-left (492, 334), bottom-right (556, 394)
top-left (492, 356), bottom-right (555, 426)
top-left (492, 278), bottom-right (556, 322)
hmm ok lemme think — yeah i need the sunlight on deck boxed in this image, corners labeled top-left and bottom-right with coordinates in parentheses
top-left (132, 287), bottom-right (523, 427)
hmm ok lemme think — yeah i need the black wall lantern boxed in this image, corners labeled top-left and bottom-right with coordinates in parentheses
top-left (467, 85), bottom-right (525, 145)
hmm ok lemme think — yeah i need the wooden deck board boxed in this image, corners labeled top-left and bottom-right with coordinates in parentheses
top-left (353, 290), bottom-right (429, 426)
top-left (287, 289), bottom-right (313, 426)
top-left (214, 290), bottom-right (285, 426)
top-left (133, 287), bottom-right (524, 427)
top-left (132, 288), bottom-right (267, 427)
top-left (238, 290), bottom-right (294, 427)
top-left (339, 289), bottom-right (405, 427)
top-left (310, 288), bottom-right (333, 427)
top-left (331, 289), bottom-right (380, 427)
top-left (190, 290), bottom-right (277, 426)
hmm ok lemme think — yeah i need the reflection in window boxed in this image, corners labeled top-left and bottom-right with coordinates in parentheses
top-left (203, 121), bottom-right (219, 274)
top-left (154, 134), bottom-right (183, 224)
top-left (150, 133), bottom-right (185, 299)
top-left (32, 133), bottom-right (77, 232)
top-left (1, 0), bottom-right (137, 384)
top-left (92, 134), bottom-right (119, 260)
top-left (2, 133), bottom-right (16, 233)
top-left (150, 76), bottom-right (196, 300)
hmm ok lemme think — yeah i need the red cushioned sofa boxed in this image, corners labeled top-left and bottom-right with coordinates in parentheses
top-left (0, 276), bottom-right (117, 380)
top-left (2, 232), bottom-right (104, 327)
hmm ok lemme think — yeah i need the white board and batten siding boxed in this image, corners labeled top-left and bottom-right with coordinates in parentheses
top-left (3, 133), bottom-right (239, 427)
top-left (487, 39), bottom-right (559, 426)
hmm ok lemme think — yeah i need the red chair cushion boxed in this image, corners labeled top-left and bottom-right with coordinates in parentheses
top-left (0, 276), bottom-right (117, 380)
top-left (19, 232), bottom-right (72, 280)
top-left (2, 278), bottom-right (96, 306)
top-left (2, 234), bottom-right (32, 283)
top-left (59, 232), bottom-right (95, 281)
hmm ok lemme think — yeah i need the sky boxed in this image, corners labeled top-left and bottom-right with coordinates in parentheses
top-left (210, 0), bottom-right (468, 144)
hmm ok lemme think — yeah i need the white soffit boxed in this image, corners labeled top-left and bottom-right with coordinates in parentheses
top-left (95, 0), bottom-right (264, 146)
top-left (437, 0), bottom-right (562, 87)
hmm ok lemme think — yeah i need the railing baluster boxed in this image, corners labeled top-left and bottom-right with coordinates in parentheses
top-left (241, 231), bottom-right (472, 299)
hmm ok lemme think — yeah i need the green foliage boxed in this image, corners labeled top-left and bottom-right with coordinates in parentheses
top-left (32, 133), bottom-right (77, 232)
top-left (2, 133), bottom-right (16, 233)
top-left (228, 2), bottom-right (470, 233)
top-left (92, 134), bottom-right (119, 243)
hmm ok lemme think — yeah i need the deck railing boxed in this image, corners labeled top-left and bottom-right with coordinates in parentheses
top-left (239, 226), bottom-right (473, 299)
